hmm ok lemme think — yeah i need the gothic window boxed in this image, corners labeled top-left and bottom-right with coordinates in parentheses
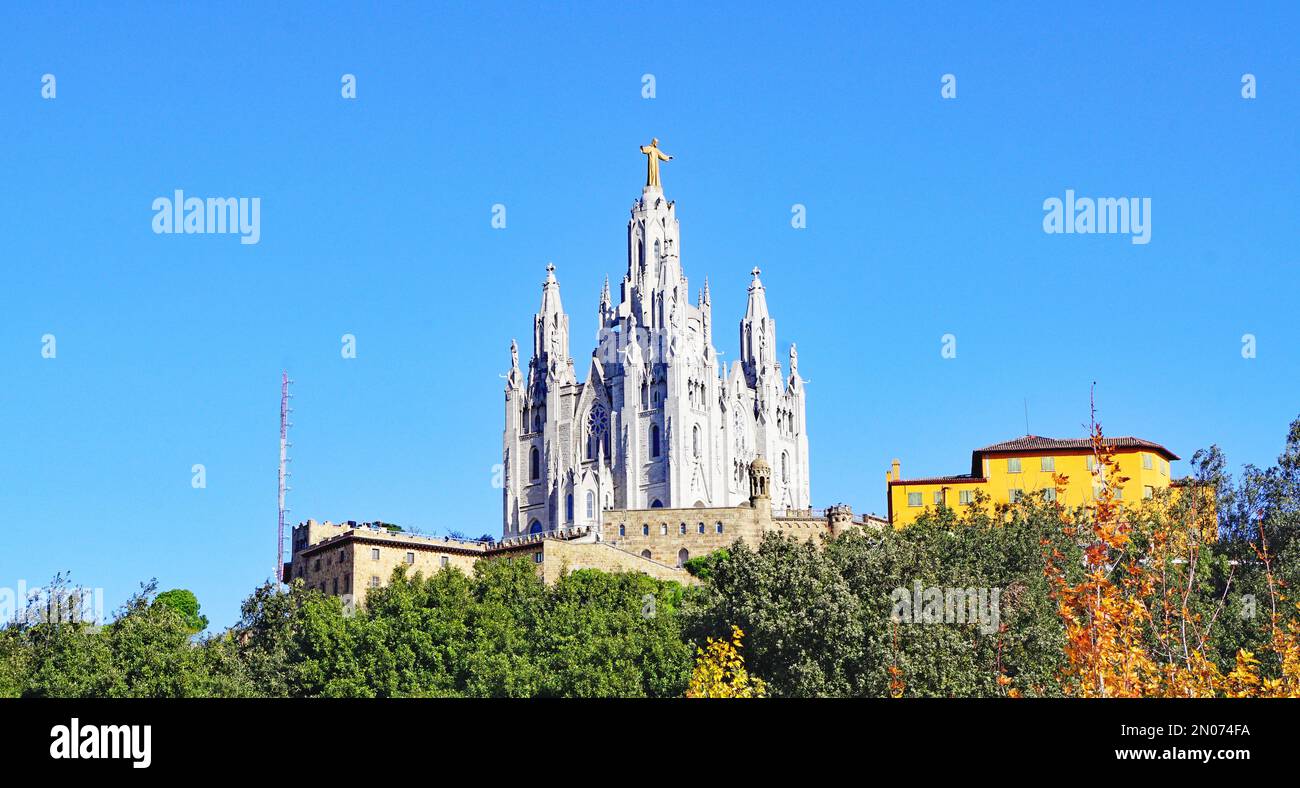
top-left (698, 522), bottom-right (705, 534)
top-left (677, 548), bottom-right (689, 568)
top-left (565, 494), bottom-right (574, 523)
top-left (782, 451), bottom-right (790, 483)
top-left (529, 520), bottom-right (543, 534)
top-left (529, 447), bottom-right (539, 481)
top-left (692, 424), bottom-right (701, 458)
top-left (650, 424), bottom-right (661, 458)
top-left (654, 239), bottom-right (661, 260)
top-left (651, 499), bottom-right (663, 508)
top-left (587, 404), bottom-right (609, 459)
top-left (585, 491), bottom-right (594, 520)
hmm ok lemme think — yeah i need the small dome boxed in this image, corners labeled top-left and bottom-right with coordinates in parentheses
top-left (749, 456), bottom-right (770, 473)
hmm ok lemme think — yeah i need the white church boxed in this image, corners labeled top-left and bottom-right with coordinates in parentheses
top-left (502, 143), bottom-right (810, 537)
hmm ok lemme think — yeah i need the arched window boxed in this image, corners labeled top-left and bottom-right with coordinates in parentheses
top-left (619, 524), bottom-right (626, 537)
top-left (679, 523), bottom-right (687, 535)
top-left (677, 548), bottom-right (689, 568)
top-left (650, 424), bottom-right (661, 458)
top-left (715, 522), bottom-right (724, 534)
top-left (642, 524), bottom-right (650, 535)
top-left (640, 549), bottom-right (652, 560)
top-left (529, 447), bottom-right (539, 480)
top-left (660, 523), bottom-right (668, 535)
top-left (692, 424), bottom-right (700, 457)
top-left (585, 491), bottom-right (594, 520)
top-left (587, 404), bottom-right (608, 460)
top-left (529, 519), bottom-right (543, 534)
top-left (565, 494), bottom-right (573, 523)
top-left (782, 451), bottom-right (790, 483)
top-left (698, 522), bottom-right (706, 534)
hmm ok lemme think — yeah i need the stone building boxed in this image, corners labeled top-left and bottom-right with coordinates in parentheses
top-left (502, 158), bottom-right (811, 537)
top-left (287, 458), bottom-right (885, 608)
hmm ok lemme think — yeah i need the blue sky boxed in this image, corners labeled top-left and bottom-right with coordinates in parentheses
top-left (2, 2), bottom-right (1297, 629)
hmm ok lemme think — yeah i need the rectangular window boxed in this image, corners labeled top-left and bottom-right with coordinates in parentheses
top-left (343, 574), bottom-right (351, 593)
top-left (370, 576), bottom-right (380, 588)
top-left (1043, 488), bottom-right (1057, 502)
top-left (958, 490), bottom-right (973, 505)
top-left (1040, 456), bottom-right (1055, 472)
top-left (907, 492), bottom-right (922, 507)
top-left (1087, 456), bottom-right (1097, 472)
top-left (332, 578), bottom-right (338, 594)
top-left (405, 551), bottom-right (415, 564)
top-left (1008, 488), bottom-right (1022, 503)
top-left (440, 556), bottom-right (449, 567)
top-left (1161, 460), bottom-right (1168, 476)
top-left (932, 491), bottom-right (943, 505)
top-left (533, 551), bottom-right (544, 564)
top-left (1144, 485), bottom-right (1154, 499)
top-left (1008, 458), bottom-right (1022, 473)
top-left (1114, 486), bottom-right (1124, 500)
top-left (1143, 453), bottom-right (1153, 470)
top-left (371, 548), bottom-right (380, 560)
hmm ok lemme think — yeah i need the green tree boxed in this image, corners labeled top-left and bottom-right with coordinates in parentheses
top-left (153, 589), bottom-right (209, 634)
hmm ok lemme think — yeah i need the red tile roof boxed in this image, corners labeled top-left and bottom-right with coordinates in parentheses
top-left (974, 435), bottom-right (1178, 460)
top-left (890, 474), bottom-right (986, 487)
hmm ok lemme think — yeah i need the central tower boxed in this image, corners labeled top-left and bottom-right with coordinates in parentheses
top-left (502, 143), bottom-right (810, 537)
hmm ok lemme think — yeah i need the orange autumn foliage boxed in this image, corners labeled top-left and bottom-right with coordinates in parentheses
top-left (1044, 407), bottom-right (1300, 698)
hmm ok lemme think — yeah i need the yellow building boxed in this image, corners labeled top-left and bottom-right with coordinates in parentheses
top-left (886, 435), bottom-right (1181, 528)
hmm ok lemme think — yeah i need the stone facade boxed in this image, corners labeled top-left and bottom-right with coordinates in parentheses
top-left (502, 175), bottom-right (811, 538)
top-left (287, 461), bottom-right (886, 609)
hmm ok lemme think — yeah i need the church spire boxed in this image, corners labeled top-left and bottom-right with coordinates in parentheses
top-left (744, 267), bottom-right (769, 321)
top-left (533, 262), bottom-right (570, 369)
top-left (740, 267), bottom-right (776, 384)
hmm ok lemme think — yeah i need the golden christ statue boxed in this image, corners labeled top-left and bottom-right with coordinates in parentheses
top-left (639, 138), bottom-right (673, 189)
